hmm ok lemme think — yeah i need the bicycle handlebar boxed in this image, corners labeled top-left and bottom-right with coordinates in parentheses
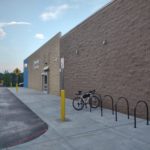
top-left (75, 89), bottom-right (96, 96)
top-left (88, 89), bottom-right (96, 94)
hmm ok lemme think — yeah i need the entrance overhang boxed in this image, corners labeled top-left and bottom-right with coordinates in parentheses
top-left (43, 66), bottom-right (49, 71)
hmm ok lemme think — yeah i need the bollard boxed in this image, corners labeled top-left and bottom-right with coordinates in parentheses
top-left (60, 90), bottom-right (66, 121)
top-left (16, 83), bottom-right (19, 93)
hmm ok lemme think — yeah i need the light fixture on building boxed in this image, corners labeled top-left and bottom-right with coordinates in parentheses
top-left (76, 50), bottom-right (79, 55)
top-left (102, 40), bottom-right (107, 45)
top-left (24, 63), bottom-right (28, 68)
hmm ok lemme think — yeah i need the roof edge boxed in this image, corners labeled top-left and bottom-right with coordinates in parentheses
top-left (24, 32), bottom-right (61, 61)
top-left (62, 0), bottom-right (117, 39)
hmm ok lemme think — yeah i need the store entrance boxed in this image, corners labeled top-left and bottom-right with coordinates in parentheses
top-left (42, 72), bottom-right (48, 94)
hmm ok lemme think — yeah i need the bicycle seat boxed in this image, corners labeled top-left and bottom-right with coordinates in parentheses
top-left (78, 90), bottom-right (82, 94)
top-left (83, 93), bottom-right (90, 98)
top-left (75, 90), bottom-right (82, 95)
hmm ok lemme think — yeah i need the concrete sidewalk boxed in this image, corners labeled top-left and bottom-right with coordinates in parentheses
top-left (5, 87), bottom-right (150, 150)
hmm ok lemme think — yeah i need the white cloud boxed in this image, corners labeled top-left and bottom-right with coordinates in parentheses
top-left (7, 21), bottom-right (31, 25)
top-left (35, 33), bottom-right (45, 40)
top-left (40, 4), bottom-right (69, 21)
top-left (0, 21), bottom-right (31, 27)
top-left (0, 21), bottom-right (31, 39)
top-left (0, 28), bottom-right (6, 38)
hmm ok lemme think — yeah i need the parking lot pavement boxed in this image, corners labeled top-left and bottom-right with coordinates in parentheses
top-left (0, 88), bottom-right (48, 149)
top-left (4, 87), bottom-right (150, 150)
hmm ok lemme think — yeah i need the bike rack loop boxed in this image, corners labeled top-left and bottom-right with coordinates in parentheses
top-left (103, 95), bottom-right (114, 115)
top-left (90, 95), bottom-right (103, 116)
top-left (99, 95), bottom-right (103, 116)
top-left (134, 100), bottom-right (149, 128)
top-left (98, 94), bottom-right (103, 116)
top-left (115, 97), bottom-right (130, 122)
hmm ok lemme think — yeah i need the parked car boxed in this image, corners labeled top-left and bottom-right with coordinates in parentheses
top-left (19, 83), bottom-right (24, 87)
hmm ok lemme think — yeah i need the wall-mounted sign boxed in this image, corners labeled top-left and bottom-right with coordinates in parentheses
top-left (13, 68), bottom-right (21, 76)
top-left (61, 58), bottom-right (64, 69)
top-left (33, 59), bottom-right (40, 69)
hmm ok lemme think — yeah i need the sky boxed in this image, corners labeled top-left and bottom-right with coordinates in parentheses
top-left (0, 0), bottom-right (111, 73)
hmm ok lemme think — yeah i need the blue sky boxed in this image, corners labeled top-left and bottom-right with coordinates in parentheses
top-left (0, 0), bottom-right (111, 73)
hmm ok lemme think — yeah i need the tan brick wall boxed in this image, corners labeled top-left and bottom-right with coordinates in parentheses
top-left (61, 0), bottom-right (150, 118)
top-left (28, 33), bottom-right (61, 95)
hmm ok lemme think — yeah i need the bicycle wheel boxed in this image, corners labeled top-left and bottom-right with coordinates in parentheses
top-left (90, 95), bottom-right (100, 108)
top-left (72, 97), bottom-right (84, 111)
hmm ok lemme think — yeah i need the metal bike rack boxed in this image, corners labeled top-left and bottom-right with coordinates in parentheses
top-left (97, 94), bottom-right (103, 116)
top-left (102, 95), bottom-right (114, 116)
top-left (99, 95), bottom-right (103, 116)
top-left (115, 97), bottom-right (130, 121)
top-left (89, 100), bottom-right (92, 112)
top-left (90, 95), bottom-right (103, 116)
top-left (134, 100), bottom-right (149, 128)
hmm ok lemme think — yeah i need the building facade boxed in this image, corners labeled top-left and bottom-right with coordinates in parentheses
top-left (24, 33), bottom-right (61, 95)
top-left (24, 0), bottom-right (150, 117)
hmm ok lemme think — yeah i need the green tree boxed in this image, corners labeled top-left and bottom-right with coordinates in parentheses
top-left (0, 73), bottom-right (3, 80)
top-left (0, 71), bottom-right (23, 87)
top-left (3, 71), bottom-right (11, 87)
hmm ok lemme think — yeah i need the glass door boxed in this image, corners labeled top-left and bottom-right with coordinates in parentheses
top-left (42, 73), bottom-right (48, 94)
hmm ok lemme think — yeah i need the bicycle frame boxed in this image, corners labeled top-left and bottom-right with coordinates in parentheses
top-left (72, 90), bottom-right (100, 111)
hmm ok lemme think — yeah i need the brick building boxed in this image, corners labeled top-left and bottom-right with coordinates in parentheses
top-left (24, 0), bottom-right (150, 117)
top-left (24, 33), bottom-right (61, 95)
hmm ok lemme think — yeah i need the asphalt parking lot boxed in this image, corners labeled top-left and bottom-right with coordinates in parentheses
top-left (0, 88), bottom-right (48, 149)
top-left (1, 87), bottom-right (150, 150)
